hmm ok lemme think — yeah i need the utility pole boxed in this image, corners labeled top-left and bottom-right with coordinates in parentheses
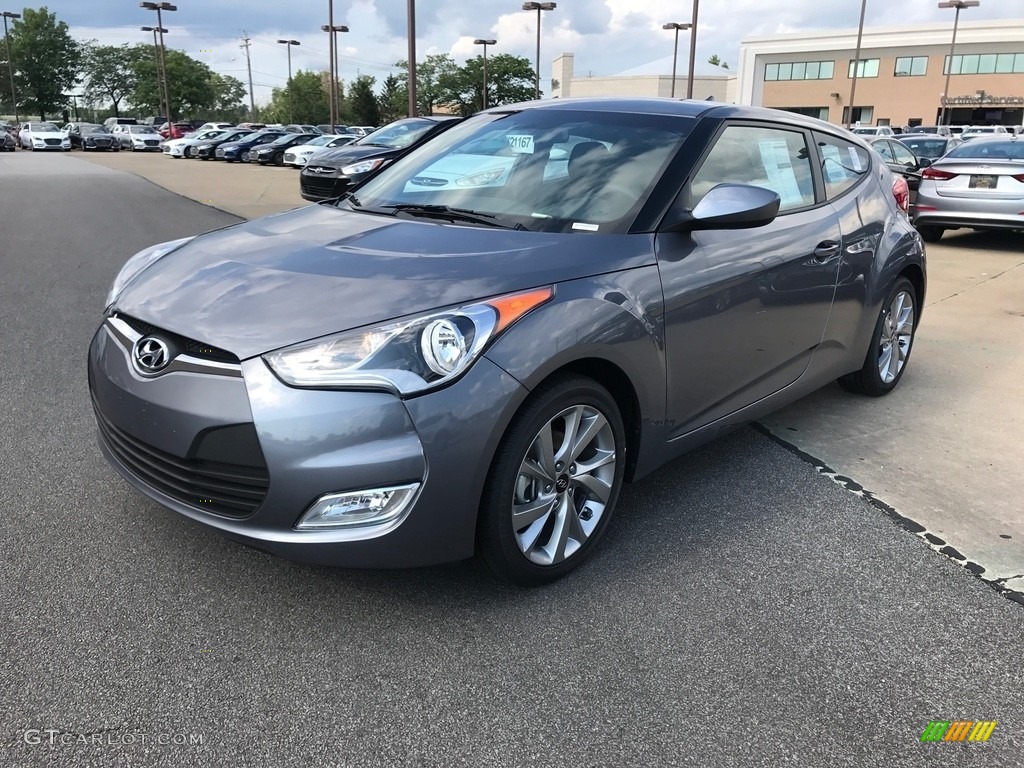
top-left (407, 0), bottom-right (416, 117)
top-left (240, 31), bottom-right (255, 118)
top-left (2, 11), bottom-right (19, 122)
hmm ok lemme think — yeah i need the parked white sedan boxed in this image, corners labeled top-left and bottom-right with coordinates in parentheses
top-left (162, 129), bottom-right (232, 159)
top-left (19, 121), bottom-right (71, 151)
top-left (283, 134), bottom-right (360, 167)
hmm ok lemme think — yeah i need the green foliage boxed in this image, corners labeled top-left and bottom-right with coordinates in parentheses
top-left (708, 54), bottom-right (729, 70)
top-left (377, 74), bottom-right (406, 124)
top-left (348, 74), bottom-right (380, 126)
top-left (209, 72), bottom-right (248, 121)
top-left (439, 53), bottom-right (535, 116)
top-left (81, 43), bottom-right (145, 116)
top-left (7, 7), bottom-right (81, 120)
top-left (262, 70), bottom-right (329, 124)
top-left (394, 54), bottom-right (458, 116)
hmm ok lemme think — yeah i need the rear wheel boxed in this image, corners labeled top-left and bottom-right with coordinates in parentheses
top-left (274, 152), bottom-right (285, 166)
top-left (916, 225), bottom-right (944, 242)
top-left (478, 375), bottom-right (626, 586)
top-left (839, 277), bottom-right (917, 396)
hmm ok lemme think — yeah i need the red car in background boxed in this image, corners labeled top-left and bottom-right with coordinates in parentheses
top-left (159, 122), bottom-right (195, 140)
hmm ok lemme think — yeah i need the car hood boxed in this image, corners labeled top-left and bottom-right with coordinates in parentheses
top-left (303, 144), bottom-right (396, 167)
top-left (114, 203), bottom-right (655, 359)
top-left (29, 130), bottom-right (67, 139)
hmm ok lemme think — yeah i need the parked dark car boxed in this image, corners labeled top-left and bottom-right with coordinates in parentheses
top-left (217, 130), bottom-right (288, 162)
top-left (895, 135), bottom-right (961, 161)
top-left (64, 122), bottom-right (118, 151)
top-left (299, 116), bottom-right (461, 201)
top-left (0, 126), bottom-right (15, 151)
top-left (193, 129), bottom-right (254, 159)
top-left (90, 98), bottom-right (925, 585)
top-left (250, 132), bottom-right (321, 166)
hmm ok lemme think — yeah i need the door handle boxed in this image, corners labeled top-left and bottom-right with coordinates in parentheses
top-left (812, 241), bottom-right (841, 262)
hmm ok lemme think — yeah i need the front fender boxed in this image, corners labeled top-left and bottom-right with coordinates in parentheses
top-left (484, 267), bottom-right (667, 477)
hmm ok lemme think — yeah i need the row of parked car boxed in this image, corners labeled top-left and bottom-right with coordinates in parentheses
top-left (851, 123), bottom-right (1024, 139)
top-left (157, 116), bottom-right (461, 202)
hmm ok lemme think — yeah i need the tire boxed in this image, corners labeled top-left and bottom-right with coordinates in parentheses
top-left (274, 152), bottom-right (284, 167)
top-left (838, 276), bottom-right (918, 397)
top-left (477, 375), bottom-right (626, 586)
top-left (917, 225), bottom-right (944, 242)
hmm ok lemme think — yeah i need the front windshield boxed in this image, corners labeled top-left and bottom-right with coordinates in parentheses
top-left (357, 119), bottom-right (443, 149)
top-left (944, 140), bottom-right (1024, 160)
top-left (270, 134), bottom-right (300, 145)
top-left (31, 122), bottom-right (60, 132)
top-left (130, 126), bottom-right (159, 134)
top-left (307, 135), bottom-right (334, 146)
top-left (348, 109), bottom-right (691, 234)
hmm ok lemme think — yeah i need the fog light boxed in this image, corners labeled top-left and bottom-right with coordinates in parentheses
top-left (295, 483), bottom-right (420, 530)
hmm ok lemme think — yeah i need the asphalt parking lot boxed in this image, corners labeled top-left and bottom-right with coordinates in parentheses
top-left (1, 151), bottom-right (1022, 766)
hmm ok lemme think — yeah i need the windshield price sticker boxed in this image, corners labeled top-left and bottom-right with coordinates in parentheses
top-left (506, 134), bottom-right (535, 154)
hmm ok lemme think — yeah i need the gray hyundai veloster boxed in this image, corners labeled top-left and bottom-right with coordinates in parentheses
top-left (89, 98), bottom-right (926, 585)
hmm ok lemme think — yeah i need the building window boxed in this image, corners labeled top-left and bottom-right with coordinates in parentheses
top-left (945, 52), bottom-right (1024, 74)
top-left (780, 106), bottom-right (829, 120)
top-left (848, 59), bottom-right (879, 78)
top-left (842, 106), bottom-right (874, 125)
top-left (764, 60), bottom-right (834, 81)
top-left (894, 56), bottom-right (927, 76)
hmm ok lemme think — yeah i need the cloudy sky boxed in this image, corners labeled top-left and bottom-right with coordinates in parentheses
top-left (55, 0), bottom-right (1019, 105)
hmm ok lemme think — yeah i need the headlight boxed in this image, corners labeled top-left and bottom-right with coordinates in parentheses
top-left (342, 158), bottom-right (386, 175)
top-left (264, 287), bottom-right (554, 394)
top-left (105, 236), bottom-right (195, 308)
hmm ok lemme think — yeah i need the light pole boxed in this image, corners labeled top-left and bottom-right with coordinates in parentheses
top-left (407, 0), bottom-right (416, 117)
top-left (141, 26), bottom-right (168, 123)
top-left (661, 23), bottom-right (691, 99)
top-left (140, 3), bottom-right (176, 125)
top-left (2, 10), bottom-right (21, 122)
top-left (321, 22), bottom-right (348, 131)
top-left (847, 0), bottom-right (868, 127)
top-left (686, 0), bottom-right (699, 99)
top-left (522, 2), bottom-right (555, 100)
top-left (473, 38), bottom-right (496, 109)
top-left (277, 39), bottom-right (301, 123)
top-left (938, 0), bottom-right (979, 125)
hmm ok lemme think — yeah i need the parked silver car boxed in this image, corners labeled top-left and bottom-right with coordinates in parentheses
top-left (90, 99), bottom-right (926, 585)
top-left (913, 136), bottom-right (1024, 241)
top-left (112, 124), bottom-right (163, 151)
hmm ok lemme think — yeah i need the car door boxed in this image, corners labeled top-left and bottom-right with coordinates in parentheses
top-left (656, 121), bottom-right (841, 437)
top-left (889, 139), bottom-right (924, 194)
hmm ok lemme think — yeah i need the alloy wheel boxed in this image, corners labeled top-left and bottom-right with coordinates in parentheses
top-left (877, 290), bottom-right (915, 384)
top-left (511, 404), bottom-right (617, 566)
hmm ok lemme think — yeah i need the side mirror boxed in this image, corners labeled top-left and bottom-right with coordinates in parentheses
top-left (919, 157), bottom-right (932, 168)
top-left (661, 183), bottom-right (781, 233)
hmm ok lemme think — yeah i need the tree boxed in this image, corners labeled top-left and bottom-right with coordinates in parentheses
top-left (708, 54), bottom-right (729, 70)
top-left (377, 74), bottom-right (406, 124)
top-left (7, 7), bottom-right (81, 120)
top-left (349, 74), bottom-right (380, 126)
top-left (261, 70), bottom-right (328, 124)
top-left (439, 53), bottom-right (534, 116)
top-left (394, 54), bottom-right (458, 115)
top-left (209, 72), bottom-right (247, 121)
top-left (81, 43), bottom-right (145, 117)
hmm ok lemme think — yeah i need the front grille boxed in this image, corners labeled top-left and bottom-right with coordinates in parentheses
top-left (215, 148), bottom-right (225, 157)
top-left (44, 138), bottom-right (61, 146)
top-left (284, 152), bottom-right (295, 162)
top-left (93, 138), bottom-right (111, 146)
top-left (301, 175), bottom-right (340, 198)
top-left (162, 145), bottom-right (171, 153)
top-left (117, 314), bottom-right (239, 364)
top-left (144, 139), bottom-right (159, 146)
top-left (94, 402), bottom-right (269, 518)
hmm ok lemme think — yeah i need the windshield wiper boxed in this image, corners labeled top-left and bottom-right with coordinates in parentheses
top-left (379, 204), bottom-right (528, 230)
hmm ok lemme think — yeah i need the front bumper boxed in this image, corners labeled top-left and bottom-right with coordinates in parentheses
top-left (88, 315), bottom-right (527, 567)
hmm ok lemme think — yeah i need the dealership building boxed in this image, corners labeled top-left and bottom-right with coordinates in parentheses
top-left (736, 19), bottom-right (1024, 128)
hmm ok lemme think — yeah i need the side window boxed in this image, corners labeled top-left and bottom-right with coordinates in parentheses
top-left (873, 141), bottom-right (895, 161)
top-left (891, 142), bottom-right (917, 166)
top-left (689, 124), bottom-right (816, 213)
top-left (814, 131), bottom-right (871, 199)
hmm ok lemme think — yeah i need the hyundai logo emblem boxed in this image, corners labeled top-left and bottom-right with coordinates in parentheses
top-left (133, 336), bottom-right (171, 375)
top-left (308, 166), bottom-right (329, 174)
